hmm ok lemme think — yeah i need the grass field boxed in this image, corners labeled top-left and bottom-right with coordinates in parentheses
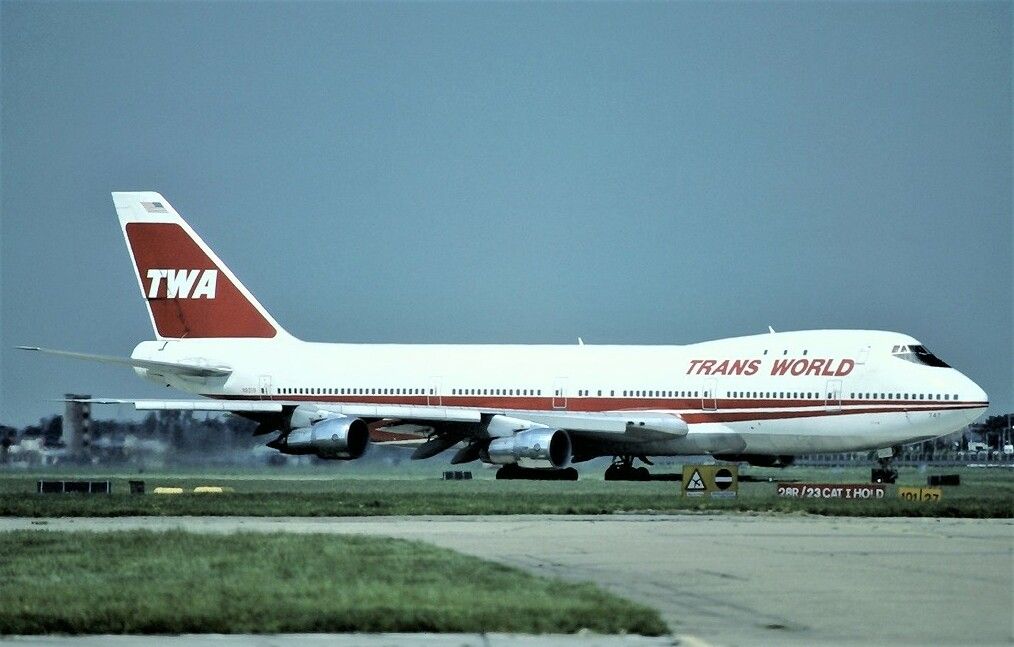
top-left (0, 465), bottom-right (1010, 518)
top-left (0, 530), bottom-right (666, 635)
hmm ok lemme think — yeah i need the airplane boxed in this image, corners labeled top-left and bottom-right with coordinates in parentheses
top-left (20, 192), bottom-right (989, 480)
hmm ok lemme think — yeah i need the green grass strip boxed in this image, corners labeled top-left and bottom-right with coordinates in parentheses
top-left (2, 468), bottom-right (1010, 518)
top-left (0, 530), bottom-right (667, 635)
top-left (0, 490), bottom-right (1009, 518)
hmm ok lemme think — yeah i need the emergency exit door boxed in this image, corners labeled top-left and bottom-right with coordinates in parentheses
top-left (825, 379), bottom-right (842, 412)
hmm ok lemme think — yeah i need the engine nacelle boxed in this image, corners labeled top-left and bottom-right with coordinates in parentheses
top-left (485, 428), bottom-right (572, 469)
top-left (281, 415), bottom-right (369, 460)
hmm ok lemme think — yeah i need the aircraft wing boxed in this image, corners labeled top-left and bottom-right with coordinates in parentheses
top-left (18, 346), bottom-right (232, 379)
top-left (290, 403), bottom-right (689, 444)
top-left (64, 398), bottom-right (281, 412)
top-left (63, 397), bottom-right (687, 439)
top-left (323, 403), bottom-right (688, 440)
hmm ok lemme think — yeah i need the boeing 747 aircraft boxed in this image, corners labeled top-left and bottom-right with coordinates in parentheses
top-left (21, 193), bottom-right (989, 480)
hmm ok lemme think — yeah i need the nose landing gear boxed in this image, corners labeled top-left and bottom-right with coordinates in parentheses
top-left (871, 446), bottom-right (900, 484)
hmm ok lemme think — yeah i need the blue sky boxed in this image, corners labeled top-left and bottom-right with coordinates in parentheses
top-left (2, 1), bottom-right (1011, 426)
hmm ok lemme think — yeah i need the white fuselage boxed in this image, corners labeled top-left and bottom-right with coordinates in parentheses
top-left (131, 328), bottom-right (988, 457)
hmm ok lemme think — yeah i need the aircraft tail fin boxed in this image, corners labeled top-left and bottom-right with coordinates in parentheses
top-left (113, 192), bottom-right (290, 340)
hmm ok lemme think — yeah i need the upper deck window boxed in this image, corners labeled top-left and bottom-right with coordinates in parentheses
top-left (892, 344), bottom-right (951, 368)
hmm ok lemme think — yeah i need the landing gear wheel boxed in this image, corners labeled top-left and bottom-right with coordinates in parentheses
top-left (872, 446), bottom-right (900, 484)
top-left (496, 464), bottom-right (520, 480)
top-left (604, 456), bottom-right (652, 481)
top-left (496, 465), bottom-right (578, 480)
top-left (871, 466), bottom-right (898, 484)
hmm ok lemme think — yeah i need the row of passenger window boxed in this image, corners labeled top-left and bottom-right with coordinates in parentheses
top-left (852, 392), bottom-right (959, 401)
top-left (576, 389), bottom-right (703, 398)
top-left (450, 388), bottom-right (544, 396)
top-left (279, 387), bottom-right (434, 396)
top-left (726, 391), bottom-right (960, 401)
top-left (728, 391), bottom-right (821, 399)
top-left (277, 386), bottom-right (962, 403)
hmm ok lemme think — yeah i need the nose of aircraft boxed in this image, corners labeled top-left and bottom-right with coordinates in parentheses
top-left (961, 373), bottom-right (989, 423)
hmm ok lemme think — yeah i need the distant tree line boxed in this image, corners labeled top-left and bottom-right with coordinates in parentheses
top-left (1, 411), bottom-right (259, 454)
top-left (1, 411), bottom-right (1010, 465)
top-left (975, 414), bottom-right (1013, 449)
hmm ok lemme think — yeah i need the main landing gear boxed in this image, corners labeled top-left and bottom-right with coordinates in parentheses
top-left (603, 455), bottom-right (652, 481)
top-left (495, 464), bottom-right (579, 480)
top-left (871, 446), bottom-right (900, 484)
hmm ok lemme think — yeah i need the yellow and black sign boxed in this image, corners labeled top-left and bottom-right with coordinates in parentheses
top-left (682, 464), bottom-right (738, 498)
top-left (898, 487), bottom-right (943, 502)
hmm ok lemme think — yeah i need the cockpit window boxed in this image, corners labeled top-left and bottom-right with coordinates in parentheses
top-left (892, 344), bottom-right (950, 368)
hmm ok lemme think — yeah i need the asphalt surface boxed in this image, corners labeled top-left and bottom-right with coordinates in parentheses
top-left (0, 635), bottom-right (674, 647)
top-left (2, 514), bottom-right (1011, 646)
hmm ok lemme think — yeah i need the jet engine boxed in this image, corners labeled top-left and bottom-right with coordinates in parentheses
top-left (485, 428), bottom-right (572, 469)
top-left (276, 415), bottom-right (369, 460)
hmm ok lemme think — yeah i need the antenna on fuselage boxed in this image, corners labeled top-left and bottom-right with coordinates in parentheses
top-left (768, 326), bottom-right (776, 334)
top-left (578, 337), bottom-right (585, 346)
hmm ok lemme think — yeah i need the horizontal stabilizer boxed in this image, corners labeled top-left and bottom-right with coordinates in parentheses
top-left (18, 346), bottom-right (231, 378)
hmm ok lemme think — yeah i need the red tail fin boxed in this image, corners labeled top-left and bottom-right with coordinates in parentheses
top-left (114, 192), bottom-right (286, 340)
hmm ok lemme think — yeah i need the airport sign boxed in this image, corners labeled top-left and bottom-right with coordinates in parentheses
top-left (682, 464), bottom-right (738, 498)
top-left (898, 487), bottom-right (943, 502)
top-left (776, 483), bottom-right (887, 499)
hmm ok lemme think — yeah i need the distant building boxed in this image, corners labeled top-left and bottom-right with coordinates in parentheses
top-left (63, 395), bottom-right (91, 462)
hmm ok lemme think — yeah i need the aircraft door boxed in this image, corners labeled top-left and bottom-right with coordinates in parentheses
top-left (825, 379), bottom-right (842, 412)
top-left (259, 375), bottom-right (273, 400)
top-left (553, 378), bottom-right (568, 410)
top-left (703, 378), bottom-right (717, 411)
top-left (857, 345), bottom-right (870, 366)
top-left (428, 378), bottom-right (442, 406)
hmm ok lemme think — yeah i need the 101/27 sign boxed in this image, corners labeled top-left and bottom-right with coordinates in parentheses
top-left (897, 487), bottom-right (943, 502)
